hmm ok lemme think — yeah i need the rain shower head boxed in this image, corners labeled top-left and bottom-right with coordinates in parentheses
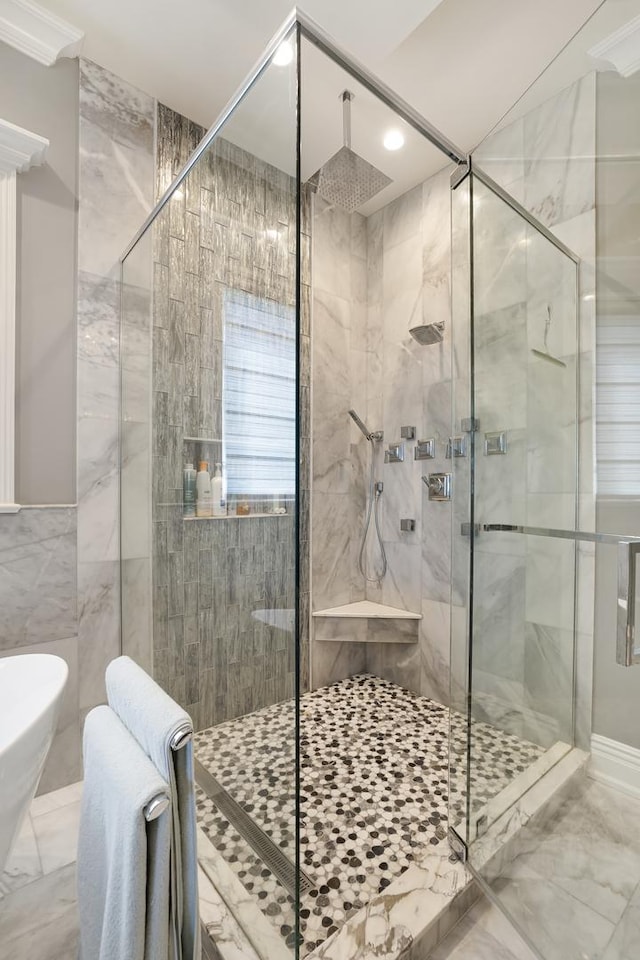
top-left (311, 91), bottom-right (392, 213)
top-left (409, 322), bottom-right (445, 345)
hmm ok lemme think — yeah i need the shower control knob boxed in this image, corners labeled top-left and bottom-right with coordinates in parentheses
top-left (423, 473), bottom-right (452, 501)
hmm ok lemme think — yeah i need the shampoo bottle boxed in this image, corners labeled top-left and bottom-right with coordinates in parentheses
top-left (212, 462), bottom-right (226, 517)
top-left (196, 461), bottom-right (213, 517)
top-left (183, 463), bottom-right (196, 518)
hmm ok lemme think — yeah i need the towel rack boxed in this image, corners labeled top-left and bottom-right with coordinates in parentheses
top-left (143, 722), bottom-right (193, 822)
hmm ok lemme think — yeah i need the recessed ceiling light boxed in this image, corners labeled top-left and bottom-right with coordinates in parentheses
top-left (273, 41), bottom-right (293, 67)
top-left (383, 128), bottom-right (404, 151)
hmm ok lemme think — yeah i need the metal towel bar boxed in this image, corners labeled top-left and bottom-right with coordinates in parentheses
top-left (143, 723), bottom-right (193, 822)
top-left (466, 523), bottom-right (640, 667)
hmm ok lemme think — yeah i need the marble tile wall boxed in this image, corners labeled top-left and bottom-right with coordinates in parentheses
top-left (311, 168), bottom-right (454, 702)
top-left (150, 105), bottom-right (310, 728)
top-left (0, 507), bottom-right (79, 791)
top-left (363, 169), bottom-right (454, 702)
top-left (76, 60), bottom-right (155, 732)
top-left (310, 195), bottom-right (368, 645)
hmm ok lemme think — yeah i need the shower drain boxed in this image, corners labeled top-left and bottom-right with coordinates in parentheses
top-left (194, 759), bottom-right (315, 897)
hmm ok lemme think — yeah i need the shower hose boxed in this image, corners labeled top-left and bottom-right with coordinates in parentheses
top-left (358, 439), bottom-right (387, 584)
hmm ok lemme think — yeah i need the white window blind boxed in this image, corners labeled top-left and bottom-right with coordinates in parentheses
top-left (596, 320), bottom-right (640, 496)
top-left (222, 290), bottom-right (296, 497)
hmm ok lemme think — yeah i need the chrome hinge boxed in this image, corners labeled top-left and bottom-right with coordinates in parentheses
top-left (448, 827), bottom-right (468, 862)
top-left (450, 160), bottom-right (471, 190)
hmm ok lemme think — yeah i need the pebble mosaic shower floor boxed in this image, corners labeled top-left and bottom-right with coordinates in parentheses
top-left (194, 674), bottom-right (545, 956)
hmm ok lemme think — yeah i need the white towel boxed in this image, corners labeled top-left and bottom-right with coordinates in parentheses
top-left (106, 656), bottom-right (200, 960)
top-left (78, 705), bottom-right (171, 960)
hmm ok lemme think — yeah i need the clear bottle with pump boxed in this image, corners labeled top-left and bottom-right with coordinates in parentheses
top-left (196, 461), bottom-right (213, 517)
top-left (183, 463), bottom-right (196, 518)
top-left (212, 462), bottom-right (226, 517)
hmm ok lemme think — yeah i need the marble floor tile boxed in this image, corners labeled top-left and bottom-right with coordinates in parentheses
top-left (493, 869), bottom-right (615, 960)
top-left (602, 882), bottom-right (640, 960)
top-left (428, 895), bottom-right (537, 960)
top-left (30, 781), bottom-right (83, 819)
top-left (0, 863), bottom-right (78, 958)
top-left (31, 800), bottom-right (82, 876)
top-left (497, 782), bottom-right (640, 925)
top-left (0, 815), bottom-right (42, 897)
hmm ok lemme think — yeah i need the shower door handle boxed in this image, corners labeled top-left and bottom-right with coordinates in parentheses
top-left (468, 523), bottom-right (640, 667)
top-left (617, 541), bottom-right (640, 667)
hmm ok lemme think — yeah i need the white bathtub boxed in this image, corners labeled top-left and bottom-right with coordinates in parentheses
top-left (0, 654), bottom-right (68, 872)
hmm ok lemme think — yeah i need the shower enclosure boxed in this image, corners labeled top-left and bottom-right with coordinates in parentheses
top-left (118, 8), bottom-right (618, 960)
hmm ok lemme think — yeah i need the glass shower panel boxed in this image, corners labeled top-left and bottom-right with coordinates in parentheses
top-left (464, 174), bottom-right (579, 846)
top-left (121, 27), bottom-right (302, 957)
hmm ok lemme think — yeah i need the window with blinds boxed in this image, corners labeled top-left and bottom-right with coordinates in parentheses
top-left (596, 319), bottom-right (640, 496)
top-left (222, 290), bottom-right (296, 498)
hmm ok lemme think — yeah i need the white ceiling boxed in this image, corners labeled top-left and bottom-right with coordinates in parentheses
top-left (36, 0), bottom-right (606, 211)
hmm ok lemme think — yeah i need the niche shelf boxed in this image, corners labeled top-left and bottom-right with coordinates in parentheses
top-left (312, 601), bottom-right (420, 644)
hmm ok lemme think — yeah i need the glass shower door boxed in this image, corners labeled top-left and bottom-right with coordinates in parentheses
top-left (450, 167), bottom-right (580, 858)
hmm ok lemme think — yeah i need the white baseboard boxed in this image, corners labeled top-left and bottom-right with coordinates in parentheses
top-left (589, 733), bottom-right (640, 799)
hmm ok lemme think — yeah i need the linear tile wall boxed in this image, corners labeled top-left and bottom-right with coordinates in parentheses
top-left (150, 105), bottom-right (310, 729)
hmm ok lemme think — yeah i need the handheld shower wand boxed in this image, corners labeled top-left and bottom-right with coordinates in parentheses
top-left (348, 410), bottom-right (387, 584)
top-left (348, 409), bottom-right (383, 443)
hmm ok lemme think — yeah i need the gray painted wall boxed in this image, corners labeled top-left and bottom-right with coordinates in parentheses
top-left (593, 71), bottom-right (640, 750)
top-left (0, 42), bottom-right (78, 504)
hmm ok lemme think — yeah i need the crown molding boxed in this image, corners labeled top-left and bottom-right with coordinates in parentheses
top-left (589, 13), bottom-right (640, 78)
top-left (0, 117), bottom-right (49, 175)
top-left (0, 0), bottom-right (83, 66)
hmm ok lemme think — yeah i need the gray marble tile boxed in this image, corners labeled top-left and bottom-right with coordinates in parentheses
top-left (0, 863), bottom-right (78, 960)
top-left (422, 168), bottom-right (452, 329)
top-left (428, 894), bottom-right (537, 960)
top-left (420, 598), bottom-right (451, 706)
top-left (492, 868), bottom-right (615, 960)
top-left (313, 198), bottom-right (351, 300)
top-left (523, 73), bottom-right (596, 229)
top-left (603, 882), bottom-right (640, 960)
top-left (77, 416), bottom-right (119, 564)
top-left (313, 288), bottom-right (351, 400)
top-left (0, 508), bottom-right (77, 648)
top-left (121, 557), bottom-right (152, 673)
top-left (383, 182), bottom-right (422, 250)
top-left (79, 60), bottom-right (154, 277)
top-left (523, 623), bottom-right (573, 745)
top-left (77, 560), bottom-right (119, 711)
top-left (120, 420), bottom-right (151, 561)
top-left (311, 635), bottom-right (366, 690)
top-left (474, 117), bottom-right (526, 198)
top-left (0, 814), bottom-right (42, 898)
top-left (31, 800), bottom-right (81, 876)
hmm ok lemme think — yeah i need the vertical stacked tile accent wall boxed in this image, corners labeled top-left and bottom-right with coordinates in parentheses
top-left (150, 105), bottom-right (310, 729)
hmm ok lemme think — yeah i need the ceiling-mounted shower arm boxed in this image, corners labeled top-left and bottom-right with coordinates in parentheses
top-left (341, 90), bottom-right (354, 149)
